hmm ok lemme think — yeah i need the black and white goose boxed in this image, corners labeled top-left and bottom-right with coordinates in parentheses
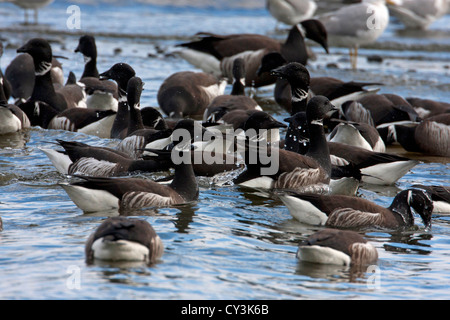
top-left (60, 145), bottom-right (199, 213)
top-left (5, 50), bottom-right (63, 105)
top-left (85, 217), bottom-right (164, 265)
top-left (0, 77), bottom-right (30, 134)
top-left (99, 63), bottom-right (136, 139)
top-left (176, 19), bottom-right (328, 87)
top-left (233, 94), bottom-right (336, 193)
top-left (297, 228), bottom-right (378, 266)
top-left (279, 188), bottom-right (433, 230)
top-left (203, 58), bottom-right (262, 122)
top-left (16, 38), bottom-right (69, 112)
top-left (75, 34), bottom-right (119, 111)
top-left (412, 185), bottom-right (450, 214)
top-left (41, 139), bottom-right (172, 177)
top-left (281, 111), bottom-right (419, 186)
top-left (157, 70), bottom-right (227, 119)
top-left (327, 120), bottom-right (386, 152)
top-left (394, 114), bottom-right (450, 157)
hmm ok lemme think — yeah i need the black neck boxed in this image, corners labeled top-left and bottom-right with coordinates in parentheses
top-left (170, 157), bottom-right (198, 202)
top-left (281, 26), bottom-right (308, 64)
top-left (305, 121), bottom-right (331, 177)
top-left (230, 79), bottom-right (245, 96)
top-left (82, 57), bottom-right (99, 78)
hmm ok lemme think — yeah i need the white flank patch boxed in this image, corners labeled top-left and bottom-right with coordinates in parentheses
top-left (278, 195), bottom-right (328, 225)
top-left (91, 238), bottom-right (150, 262)
top-left (78, 114), bottom-right (116, 139)
top-left (297, 245), bottom-right (351, 266)
top-left (176, 49), bottom-right (222, 76)
top-left (0, 107), bottom-right (22, 134)
top-left (60, 184), bottom-right (120, 212)
top-left (361, 160), bottom-right (419, 185)
top-left (39, 148), bottom-right (72, 174)
top-left (238, 176), bottom-right (274, 190)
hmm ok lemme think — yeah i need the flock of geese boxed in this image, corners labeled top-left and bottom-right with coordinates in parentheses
top-left (0, 0), bottom-right (449, 269)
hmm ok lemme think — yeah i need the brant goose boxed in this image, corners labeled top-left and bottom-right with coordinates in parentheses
top-left (317, 0), bottom-right (397, 69)
top-left (283, 112), bottom-right (362, 195)
top-left (297, 228), bottom-right (378, 266)
top-left (412, 185), bottom-right (450, 214)
top-left (5, 53), bottom-right (64, 105)
top-left (0, 77), bottom-right (30, 134)
top-left (394, 114), bottom-right (450, 157)
top-left (41, 139), bottom-right (172, 177)
top-left (279, 188), bottom-right (433, 229)
top-left (15, 38), bottom-right (84, 112)
top-left (233, 95), bottom-right (336, 193)
top-left (328, 121), bottom-right (386, 152)
top-left (60, 146), bottom-right (198, 212)
top-left (85, 217), bottom-right (163, 265)
top-left (176, 20), bottom-right (328, 81)
top-left (203, 58), bottom-right (262, 122)
top-left (19, 99), bottom-right (116, 137)
top-left (99, 63), bottom-right (136, 139)
top-left (406, 97), bottom-right (450, 119)
top-left (387, 0), bottom-right (449, 29)
top-left (282, 111), bottom-right (419, 185)
top-left (157, 71), bottom-right (227, 118)
top-left (75, 35), bottom-right (119, 111)
top-left (266, 0), bottom-right (317, 26)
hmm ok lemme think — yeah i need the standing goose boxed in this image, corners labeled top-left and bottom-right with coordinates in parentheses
top-left (297, 228), bottom-right (378, 266)
top-left (75, 35), bottom-right (119, 111)
top-left (279, 189), bottom-right (433, 229)
top-left (157, 70), bottom-right (227, 119)
top-left (176, 19), bottom-right (328, 84)
top-left (85, 217), bottom-right (164, 265)
top-left (99, 63), bottom-right (136, 139)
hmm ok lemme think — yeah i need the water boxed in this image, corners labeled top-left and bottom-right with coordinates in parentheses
top-left (0, 0), bottom-right (449, 300)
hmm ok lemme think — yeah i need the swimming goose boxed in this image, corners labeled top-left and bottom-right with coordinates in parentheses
top-left (412, 185), bottom-right (450, 214)
top-left (394, 114), bottom-right (450, 157)
top-left (203, 58), bottom-right (262, 122)
top-left (41, 139), bottom-right (172, 177)
top-left (297, 228), bottom-right (378, 266)
top-left (266, 0), bottom-right (318, 26)
top-left (99, 63), bottom-right (136, 139)
top-left (75, 35), bottom-right (119, 111)
top-left (176, 19), bottom-right (328, 82)
top-left (85, 216), bottom-right (164, 265)
top-left (316, 0), bottom-right (398, 69)
top-left (157, 70), bottom-right (227, 119)
top-left (279, 189), bottom-right (433, 229)
top-left (0, 77), bottom-right (30, 134)
top-left (60, 145), bottom-right (198, 212)
top-left (281, 111), bottom-right (419, 185)
top-left (387, 0), bottom-right (449, 29)
top-left (233, 94), bottom-right (336, 193)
